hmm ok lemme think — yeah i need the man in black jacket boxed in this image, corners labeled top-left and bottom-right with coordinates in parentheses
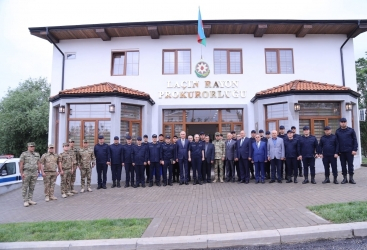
top-left (122, 135), bottom-right (134, 188)
top-left (335, 118), bottom-right (358, 184)
top-left (109, 136), bottom-right (123, 188)
top-left (318, 126), bottom-right (339, 184)
top-left (94, 135), bottom-right (111, 189)
top-left (297, 126), bottom-right (318, 184)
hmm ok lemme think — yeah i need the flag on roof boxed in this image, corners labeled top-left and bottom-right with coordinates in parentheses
top-left (197, 8), bottom-right (206, 46)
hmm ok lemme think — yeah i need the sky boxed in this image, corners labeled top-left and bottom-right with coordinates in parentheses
top-left (0, 0), bottom-right (367, 99)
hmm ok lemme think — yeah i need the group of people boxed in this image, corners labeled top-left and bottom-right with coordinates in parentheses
top-left (19, 117), bottom-right (358, 207)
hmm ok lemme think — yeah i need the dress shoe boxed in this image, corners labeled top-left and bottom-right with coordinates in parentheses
top-left (111, 181), bottom-right (116, 188)
top-left (231, 179), bottom-right (235, 183)
top-left (156, 182), bottom-right (161, 187)
top-left (102, 185), bottom-right (107, 189)
top-left (311, 178), bottom-right (316, 184)
top-left (97, 184), bottom-right (102, 189)
top-left (269, 180), bottom-right (275, 183)
top-left (117, 181), bottom-right (121, 188)
top-left (245, 180), bottom-right (249, 184)
top-left (294, 178), bottom-right (298, 183)
top-left (261, 180), bottom-right (265, 184)
top-left (179, 181), bottom-right (184, 185)
top-left (286, 178), bottom-right (292, 183)
top-left (349, 174), bottom-right (356, 184)
top-left (169, 182), bottom-right (173, 186)
top-left (302, 179), bottom-right (309, 184)
top-left (255, 180), bottom-right (259, 184)
top-left (199, 181), bottom-right (203, 185)
top-left (322, 177), bottom-right (330, 184)
top-left (193, 180), bottom-right (196, 185)
top-left (134, 184), bottom-right (138, 188)
top-left (142, 183), bottom-right (146, 188)
top-left (341, 175), bottom-right (348, 184)
top-left (185, 182), bottom-right (189, 185)
top-left (149, 182), bottom-right (153, 187)
top-left (207, 180), bottom-right (211, 183)
top-left (163, 182), bottom-right (167, 186)
top-left (333, 177), bottom-right (339, 184)
top-left (239, 180), bottom-right (245, 183)
top-left (125, 183), bottom-right (130, 188)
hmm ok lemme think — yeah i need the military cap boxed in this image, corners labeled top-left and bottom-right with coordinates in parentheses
top-left (287, 130), bottom-right (293, 134)
top-left (303, 126), bottom-right (310, 130)
top-left (340, 118), bottom-right (347, 122)
top-left (324, 126), bottom-right (331, 130)
top-left (291, 126), bottom-right (296, 129)
top-left (165, 135), bottom-right (171, 139)
top-left (152, 134), bottom-right (157, 138)
top-left (173, 135), bottom-right (178, 138)
top-left (83, 139), bottom-right (88, 143)
top-left (279, 125), bottom-right (285, 129)
top-left (63, 142), bottom-right (69, 147)
top-left (215, 132), bottom-right (220, 136)
top-left (48, 144), bottom-right (54, 148)
top-left (126, 135), bottom-right (132, 140)
top-left (199, 131), bottom-right (205, 135)
top-left (251, 130), bottom-right (256, 134)
top-left (27, 142), bottom-right (35, 147)
top-left (137, 136), bottom-right (142, 141)
top-left (143, 134), bottom-right (148, 138)
top-left (231, 130), bottom-right (236, 134)
top-left (265, 131), bottom-right (271, 135)
top-left (68, 139), bottom-right (74, 143)
top-left (113, 136), bottom-right (119, 140)
top-left (98, 135), bottom-right (104, 139)
top-left (259, 129), bottom-right (264, 133)
top-left (159, 134), bottom-right (164, 137)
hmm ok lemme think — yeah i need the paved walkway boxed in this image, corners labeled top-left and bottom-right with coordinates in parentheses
top-left (1, 167), bottom-right (366, 238)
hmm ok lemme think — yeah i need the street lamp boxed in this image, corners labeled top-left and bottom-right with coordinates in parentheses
top-left (294, 103), bottom-right (301, 111)
top-left (109, 104), bottom-right (115, 113)
top-left (59, 105), bottom-right (65, 113)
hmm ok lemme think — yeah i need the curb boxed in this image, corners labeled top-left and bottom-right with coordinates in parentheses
top-left (1, 222), bottom-right (367, 249)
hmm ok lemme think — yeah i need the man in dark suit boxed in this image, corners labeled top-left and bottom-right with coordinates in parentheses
top-left (225, 132), bottom-right (237, 182)
top-left (176, 131), bottom-right (190, 185)
top-left (203, 135), bottom-right (214, 183)
top-left (251, 134), bottom-right (267, 183)
top-left (235, 130), bottom-right (252, 184)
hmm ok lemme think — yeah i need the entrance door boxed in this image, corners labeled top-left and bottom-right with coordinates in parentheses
top-left (186, 124), bottom-right (218, 141)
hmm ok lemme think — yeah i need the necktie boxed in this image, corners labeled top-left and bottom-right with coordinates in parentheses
top-left (182, 139), bottom-right (185, 146)
top-left (240, 139), bottom-right (243, 146)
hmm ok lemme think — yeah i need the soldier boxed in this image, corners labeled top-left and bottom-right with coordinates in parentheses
top-left (58, 143), bottom-right (74, 198)
top-left (161, 135), bottom-right (176, 186)
top-left (132, 137), bottom-right (148, 188)
top-left (40, 144), bottom-right (59, 202)
top-left (79, 139), bottom-right (95, 192)
top-left (19, 142), bottom-right (42, 207)
top-left (213, 132), bottom-right (225, 183)
top-left (68, 139), bottom-right (79, 194)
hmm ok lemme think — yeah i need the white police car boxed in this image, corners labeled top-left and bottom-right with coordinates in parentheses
top-left (0, 156), bottom-right (22, 194)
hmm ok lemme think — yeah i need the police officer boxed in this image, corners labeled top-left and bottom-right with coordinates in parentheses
top-left (68, 139), bottom-right (79, 194)
top-left (161, 135), bottom-right (176, 186)
top-left (298, 126), bottom-right (318, 184)
top-left (213, 132), bottom-right (225, 183)
top-left (110, 136), bottom-right (123, 188)
top-left (248, 130), bottom-right (256, 180)
top-left (318, 126), bottom-right (339, 184)
top-left (132, 137), bottom-right (148, 188)
top-left (122, 135), bottom-right (134, 188)
top-left (40, 144), bottom-right (59, 202)
top-left (158, 134), bottom-right (165, 144)
top-left (19, 142), bottom-right (42, 207)
top-left (283, 130), bottom-right (299, 183)
top-left (143, 134), bottom-right (150, 182)
top-left (58, 143), bottom-right (74, 198)
top-left (93, 135), bottom-right (111, 189)
top-left (335, 117), bottom-right (358, 184)
top-left (79, 139), bottom-right (95, 192)
top-left (148, 134), bottom-right (162, 187)
top-left (172, 135), bottom-right (180, 183)
top-left (188, 134), bottom-right (205, 185)
top-left (291, 126), bottom-right (303, 177)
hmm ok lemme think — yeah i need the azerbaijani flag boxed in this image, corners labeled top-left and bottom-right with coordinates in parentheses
top-left (197, 8), bottom-right (206, 46)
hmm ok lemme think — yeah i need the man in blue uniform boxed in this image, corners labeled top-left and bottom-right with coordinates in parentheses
top-left (298, 126), bottom-right (318, 184)
top-left (318, 126), bottom-right (339, 184)
top-left (284, 130), bottom-right (299, 183)
top-left (189, 134), bottom-right (205, 185)
top-left (176, 131), bottom-right (190, 185)
top-left (291, 126), bottom-right (303, 177)
top-left (122, 135), bottom-right (134, 188)
top-left (94, 135), bottom-right (111, 189)
top-left (203, 135), bottom-right (214, 183)
top-left (335, 118), bottom-right (358, 184)
top-left (110, 136), bottom-right (123, 188)
top-left (161, 135), bottom-right (176, 186)
top-left (143, 134), bottom-right (150, 183)
top-left (132, 137), bottom-right (148, 188)
top-left (148, 134), bottom-right (162, 187)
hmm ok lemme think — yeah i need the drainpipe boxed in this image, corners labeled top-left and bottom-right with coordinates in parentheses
top-left (340, 20), bottom-right (360, 87)
top-left (46, 27), bottom-right (65, 90)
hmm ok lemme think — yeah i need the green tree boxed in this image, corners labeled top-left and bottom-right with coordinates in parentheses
top-left (356, 52), bottom-right (367, 157)
top-left (0, 78), bottom-right (50, 157)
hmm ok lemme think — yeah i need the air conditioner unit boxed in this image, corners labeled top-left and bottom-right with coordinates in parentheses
top-left (360, 109), bottom-right (366, 121)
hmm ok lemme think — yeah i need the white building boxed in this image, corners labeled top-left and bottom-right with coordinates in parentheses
top-left (29, 19), bottom-right (367, 181)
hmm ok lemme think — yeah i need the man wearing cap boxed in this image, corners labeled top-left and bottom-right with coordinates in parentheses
top-left (110, 136), bottom-right (123, 188)
top-left (176, 131), bottom-right (190, 185)
top-left (199, 132), bottom-right (206, 143)
top-left (297, 126), bottom-right (318, 184)
top-left (58, 143), bottom-right (74, 198)
top-left (335, 118), bottom-right (358, 184)
top-left (143, 135), bottom-right (150, 183)
top-left (291, 126), bottom-right (303, 177)
top-left (158, 134), bottom-right (165, 144)
top-left (213, 132), bottom-right (226, 183)
top-left (318, 126), bottom-right (339, 184)
top-left (284, 130), bottom-right (299, 183)
top-left (68, 139), bottom-right (80, 194)
top-left (132, 137), bottom-right (148, 188)
top-left (231, 131), bottom-right (240, 182)
top-left (278, 126), bottom-right (287, 179)
top-left (40, 144), bottom-right (59, 202)
top-left (203, 135), bottom-right (215, 183)
top-left (248, 130), bottom-right (257, 180)
top-left (225, 132), bottom-right (237, 182)
top-left (188, 134), bottom-right (205, 185)
top-left (79, 139), bottom-right (95, 192)
top-left (172, 135), bottom-right (180, 183)
top-left (19, 142), bottom-right (42, 207)
top-left (235, 131), bottom-right (252, 183)
top-left (122, 135), bottom-right (134, 188)
top-left (161, 135), bottom-right (176, 186)
top-left (148, 134), bottom-right (162, 187)
top-left (268, 130), bottom-right (285, 183)
top-left (94, 135), bottom-right (111, 189)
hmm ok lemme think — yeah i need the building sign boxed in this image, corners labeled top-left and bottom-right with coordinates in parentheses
top-left (158, 80), bottom-right (246, 99)
top-left (195, 61), bottom-right (210, 78)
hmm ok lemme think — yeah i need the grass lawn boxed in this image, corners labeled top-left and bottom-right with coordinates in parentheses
top-left (0, 218), bottom-right (151, 242)
top-left (362, 156), bottom-right (367, 165)
top-left (308, 201), bottom-right (367, 223)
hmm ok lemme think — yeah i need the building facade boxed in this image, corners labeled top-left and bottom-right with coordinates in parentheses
top-left (30, 19), bottom-right (367, 177)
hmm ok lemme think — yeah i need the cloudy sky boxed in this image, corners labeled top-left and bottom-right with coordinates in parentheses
top-left (0, 0), bottom-right (366, 99)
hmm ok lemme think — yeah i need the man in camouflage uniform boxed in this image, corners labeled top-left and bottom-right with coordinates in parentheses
top-left (68, 139), bottom-right (80, 194)
top-left (79, 139), bottom-right (95, 192)
top-left (58, 142), bottom-right (74, 198)
top-left (19, 142), bottom-right (42, 207)
top-left (40, 144), bottom-right (59, 202)
top-left (213, 132), bottom-right (225, 183)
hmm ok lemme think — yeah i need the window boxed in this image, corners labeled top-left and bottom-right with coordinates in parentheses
top-left (163, 50), bottom-right (191, 74)
top-left (120, 104), bottom-right (142, 144)
top-left (112, 51), bottom-right (139, 76)
top-left (0, 162), bottom-right (16, 176)
top-left (265, 49), bottom-right (294, 74)
top-left (266, 103), bottom-right (289, 131)
top-left (214, 49), bottom-right (242, 74)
